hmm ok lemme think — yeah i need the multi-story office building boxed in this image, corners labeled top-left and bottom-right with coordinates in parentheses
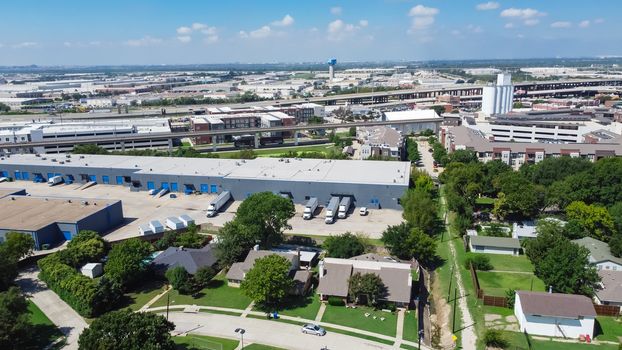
top-left (357, 126), bottom-right (405, 160)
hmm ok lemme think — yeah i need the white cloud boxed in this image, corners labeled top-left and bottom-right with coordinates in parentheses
top-left (409, 5), bottom-right (439, 17)
top-left (500, 8), bottom-right (546, 19)
top-left (594, 18), bottom-right (605, 24)
top-left (204, 35), bottom-right (219, 44)
top-left (177, 26), bottom-right (192, 35)
top-left (579, 20), bottom-right (591, 28)
top-left (12, 42), bottom-right (38, 48)
top-left (245, 25), bottom-right (271, 39)
top-left (177, 36), bottom-right (192, 43)
top-left (523, 19), bottom-right (539, 26)
top-left (326, 19), bottom-right (361, 41)
top-left (330, 7), bottom-right (342, 15)
top-left (271, 14), bottom-right (294, 27)
top-left (192, 23), bottom-right (208, 31)
top-left (476, 2), bottom-right (500, 11)
top-left (359, 19), bottom-right (369, 28)
top-left (124, 36), bottom-right (162, 47)
top-left (407, 5), bottom-right (439, 35)
top-left (551, 21), bottom-right (571, 28)
top-left (504, 23), bottom-right (514, 29)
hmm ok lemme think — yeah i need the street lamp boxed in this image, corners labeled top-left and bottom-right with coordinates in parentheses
top-left (235, 328), bottom-right (246, 349)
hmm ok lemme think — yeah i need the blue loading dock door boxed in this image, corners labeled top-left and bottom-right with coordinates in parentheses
top-left (171, 183), bottom-right (178, 192)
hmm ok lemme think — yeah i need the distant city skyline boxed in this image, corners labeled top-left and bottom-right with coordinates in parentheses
top-left (0, 0), bottom-right (619, 65)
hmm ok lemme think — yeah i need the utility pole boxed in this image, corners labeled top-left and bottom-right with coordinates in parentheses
top-left (166, 293), bottom-right (170, 320)
top-left (452, 287), bottom-right (458, 333)
top-left (447, 266), bottom-right (454, 301)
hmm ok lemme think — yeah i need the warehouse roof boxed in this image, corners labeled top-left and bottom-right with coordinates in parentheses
top-left (0, 154), bottom-right (410, 186)
top-left (384, 109), bottom-right (441, 121)
top-left (0, 195), bottom-right (120, 231)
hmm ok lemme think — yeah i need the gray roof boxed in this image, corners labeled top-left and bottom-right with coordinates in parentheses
top-left (0, 154), bottom-right (410, 186)
top-left (470, 236), bottom-right (521, 249)
top-left (151, 244), bottom-right (217, 274)
top-left (317, 263), bottom-right (352, 297)
top-left (517, 291), bottom-right (596, 319)
top-left (226, 250), bottom-right (296, 281)
top-left (358, 126), bottom-right (403, 148)
top-left (353, 267), bottom-right (412, 304)
top-left (596, 270), bottom-right (622, 304)
top-left (573, 237), bottom-right (622, 265)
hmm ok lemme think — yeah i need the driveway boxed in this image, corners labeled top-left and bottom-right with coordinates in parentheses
top-left (167, 311), bottom-right (396, 350)
top-left (16, 266), bottom-right (87, 350)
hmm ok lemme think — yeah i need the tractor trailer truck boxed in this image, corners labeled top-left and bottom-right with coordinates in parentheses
top-left (325, 196), bottom-right (340, 224)
top-left (303, 197), bottom-right (319, 220)
top-left (337, 197), bottom-right (352, 219)
top-left (206, 191), bottom-right (231, 217)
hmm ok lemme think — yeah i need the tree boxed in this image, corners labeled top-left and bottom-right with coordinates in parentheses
top-left (324, 233), bottom-right (367, 259)
top-left (194, 266), bottom-right (216, 288)
top-left (406, 228), bottom-right (438, 266)
top-left (0, 102), bottom-right (10, 113)
top-left (234, 192), bottom-right (295, 248)
top-left (105, 239), bottom-right (153, 289)
top-left (0, 233), bottom-right (34, 291)
top-left (78, 310), bottom-right (175, 350)
top-left (609, 202), bottom-right (622, 235)
top-left (536, 240), bottom-right (599, 296)
top-left (0, 287), bottom-right (33, 350)
top-left (164, 266), bottom-right (192, 294)
top-left (565, 201), bottom-right (615, 241)
top-left (216, 220), bottom-right (256, 267)
top-left (240, 255), bottom-right (293, 309)
top-left (430, 105), bottom-right (445, 116)
top-left (381, 223), bottom-right (413, 260)
top-left (523, 220), bottom-right (567, 266)
top-left (154, 231), bottom-right (177, 251)
top-left (401, 189), bottom-right (438, 234)
top-left (493, 171), bottom-right (543, 219)
top-left (483, 329), bottom-right (509, 349)
top-left (348, 272), bottom-right (386, 306)
top-left (348, 126), bottom-right (356, 137)
top-left (175, 226), bottom-right (208, 249)
top-left (73, 144), bottom-right (109, 155)
top-left (59, 231), bottom-right (107, 268)
top-left (609, 234), bottom-right (622, 258)
top-left (447, 150), bottom-right (478, 164)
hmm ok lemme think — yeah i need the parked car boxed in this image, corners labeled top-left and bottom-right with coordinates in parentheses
top-left (301, 324), bottom-right (326, 336)
top-left (359, 207), bottom-right (368, 216)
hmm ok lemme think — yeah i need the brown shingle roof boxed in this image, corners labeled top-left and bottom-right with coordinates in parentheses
top-left (517, 291), bottom-right (596, 319)
top-left (596, 270), bottom-right (622, 304)
top-left (317, 263), bottom-right (352, 297)
top-left (225, 250), bottom-right (296, 281)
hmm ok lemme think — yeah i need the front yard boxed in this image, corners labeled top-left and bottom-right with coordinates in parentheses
top-left (320, 304), bottom-right (398, 337)
top-left (273, 293), bottom-right (322, 320)
top-left (151, 273), bottom-right (252, 310)
top-left (401, 309), bottom-right (419, 342)
top-left (477, 271), bottom-right (546, 297)
top-left (173, 334), bottom-right (238, 350)
top-left (124, 279), bottom-right (167, 311)
top-left (28, 301), bottom-right (65, 350)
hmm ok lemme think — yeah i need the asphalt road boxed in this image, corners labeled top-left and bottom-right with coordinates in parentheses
top-left (168, 311), bottom-right (397, 350)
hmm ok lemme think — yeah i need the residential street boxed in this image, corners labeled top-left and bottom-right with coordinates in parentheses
top-left (16, 266), bottom-right (87, 350)
top-left (167, 311), bottom-right (398, 350)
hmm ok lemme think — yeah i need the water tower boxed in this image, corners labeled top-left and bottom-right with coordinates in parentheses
top-left (327, 58), bottom-right (337, 81)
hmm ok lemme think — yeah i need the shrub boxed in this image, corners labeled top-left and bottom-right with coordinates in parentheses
top-left (165, 266), bottom-right (190, 292)
top-left (327, 296), bottom-right (345, 306)
top-left (483, 329), bottom-right (509, 349)
top-left (193, 266), bottom-right (216, 289)
top-left (464, 254), bottom-right (493, 271)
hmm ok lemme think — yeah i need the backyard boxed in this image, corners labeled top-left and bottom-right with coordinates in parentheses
top-left (401, 309), bottom-right (419, 342)
top-left (595, 316), bottom-right (622, 342)
top-left (503, 331), bottom-right (620, 350)
top-left (151, 273), bottom-right (252, 310)
top-left (477, 271), bottom-right (546, 297)
top-left (485, 254), bottom-right (535, 273)
top-left (320, 304), bottom-right (398, 337)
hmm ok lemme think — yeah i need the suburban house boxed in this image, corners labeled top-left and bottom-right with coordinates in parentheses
top-left (594, 270), bottom-right (622, 307)
top-left (226, 247), bottom-right (312, 295)
top-left (573, 237), bottom-right (622, 271)
top-left (151, 244), bottom-right (218, 274)
top-left (512, 218), bottom-right (566, 240)
top-left (514, 291), bottom-right (596, 339)
top-left (316, 255), bottom-right (413, 307)
top-left (271, 246), bottom-right (320, 267)
top-left (468, 236), bottom-right (521, 255)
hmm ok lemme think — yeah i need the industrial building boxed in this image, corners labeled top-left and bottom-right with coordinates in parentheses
top-left (481, 73), bottom-right (514, 116)
top-left (0, 154), bottom-right (410, 210)
top-left (0, 191), bottom-right (124, 250)
top-left (382, 109), bottom-right (443, 134)
top-left (0, 118), bottom-right (172, 154)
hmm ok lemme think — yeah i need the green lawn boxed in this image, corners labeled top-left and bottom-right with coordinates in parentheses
top-left (216, 144), bottom-right (338, 158)
top-left (485, 254), bottom-right (535, 273)
top-left (503, 331), bottom-right (619, 350)
top-left (477, 271), bottom-right (546, 297)
top-left (402, 310), bottom-right (419, 342)
top-left (173, 334), bottom-right (238, 350)
top-left (321, 304), bottom-right (398, 337)
top-left (595, 316), bottom-right (622, 342)
top-left (275, 293), bottom-right (321, 320)
top-left (475, 197), bottom-right (495, 205)
top-left (28, 301), bottom-right (65, 350)
top-left (483, 305), bottom-right (514, 317)
top-left (124, 279), bottom-right (167, 311)
top-left (244, 344), bottom-right (287, 350)
top-left (321, 326), bottom-right (395, 345)
top-left (151, 273), bottom-right (252, 310)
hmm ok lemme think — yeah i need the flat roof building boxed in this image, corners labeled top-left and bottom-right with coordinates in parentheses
top-left (0, 154), bottom-right (409, 210)
top-left (0, 192), bottom-right (123, 250)
top-left (383, 109), bottom-right (443, 134)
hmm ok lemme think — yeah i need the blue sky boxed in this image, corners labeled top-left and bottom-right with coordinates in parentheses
top-left (0, 0), bottom-right (619, 65)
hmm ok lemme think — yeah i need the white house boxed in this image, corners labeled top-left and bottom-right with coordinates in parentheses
top-left (573, 237), bottom-right (622, 271)
top-left (468, 236), bottom-right (521, 256)
top-left (514, 291), bottom-right (596, 339)
top-left (80, 263), bottom-right (103, 278)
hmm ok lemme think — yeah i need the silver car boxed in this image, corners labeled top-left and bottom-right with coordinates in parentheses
top-left (301, 324), bottom-right (326, 336)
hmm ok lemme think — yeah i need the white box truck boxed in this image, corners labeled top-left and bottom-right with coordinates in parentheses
top-left (207, 191), bottom-right (231, 217)
top-left (325, 196), bottom-right (340, 224)
top-left (48, 176), bottom-right (63, 186)
top-left (337, 197), bottom-right (352, 219)
top-left (303, 197), bottom-right (319, 220)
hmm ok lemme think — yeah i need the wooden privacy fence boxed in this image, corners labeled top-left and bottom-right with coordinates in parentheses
top-left (593, 304), bottom-right (621, 316)
top-left (469, 263), bottom-right (510, 307)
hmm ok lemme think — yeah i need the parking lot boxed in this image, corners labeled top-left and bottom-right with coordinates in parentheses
top-left (0, 181), bottom-right (403, 240)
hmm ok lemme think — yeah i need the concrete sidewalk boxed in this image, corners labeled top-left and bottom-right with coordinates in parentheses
top-left (16, 266), bottom-right (88, 350)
